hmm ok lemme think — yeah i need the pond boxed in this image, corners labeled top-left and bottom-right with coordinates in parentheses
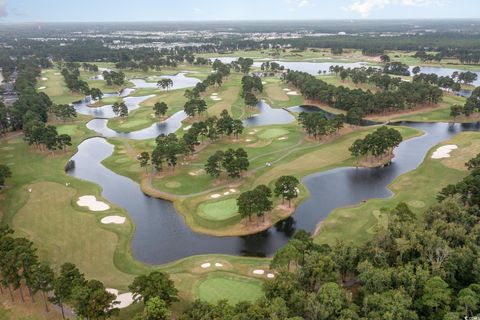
top-left (68, 120), bottom-right (480, 264)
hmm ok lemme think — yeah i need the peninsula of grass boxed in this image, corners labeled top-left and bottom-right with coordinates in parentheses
top-left (314, 131), bottom-right (480, 246)
top-left (102, 122), bottom-right (421, 237)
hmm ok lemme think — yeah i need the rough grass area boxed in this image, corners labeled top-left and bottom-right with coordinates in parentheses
top-left (194, 272), bottom-right (264, 304)
top-left (198, 198), bottom-right (238, 221)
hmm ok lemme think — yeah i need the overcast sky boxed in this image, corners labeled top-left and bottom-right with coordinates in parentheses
top-left (0, 0), bottom-right (478, 22)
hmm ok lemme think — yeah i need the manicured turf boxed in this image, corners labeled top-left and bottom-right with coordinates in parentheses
top-left (314, 131), bottom-right (480, 246)
top-left (194, 272), bottom-right (264, 304)
top-left (199, 198), bottom-right (238, 221)
top-left (258, 128), bottom-right (290, 139)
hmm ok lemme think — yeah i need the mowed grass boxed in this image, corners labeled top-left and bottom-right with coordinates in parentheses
top-left (314, 131), bottom-right (480, 246)
top-left (12, 181), bottom-right (134, 288)
top-left (258, 128), bottom-right (290, 139)
top-left (198, 199), bottom-right (238, 221)
top-left (37, 69), bottom-right (83, 104)
top-left (261, 77), bottom-right (305, 108)
top-left (194, 272), bottom-right (264, 304)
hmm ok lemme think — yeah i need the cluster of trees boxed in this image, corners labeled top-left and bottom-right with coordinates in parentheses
top-left (205, 148), bottom-right (249, 179)
top-left (284, 70), bottom-right (443, 120)
top-left (382, 62), bottom-right (410, 76)
top-left (231, 57), bottom-right (254, 74)
top-left (180, 152), bottom-right (480, 319)
top-left (183, 99), bottom-right (207, 118)
top-left (153, 102), bottom-right (168, 118)
top-left (349, 126), bottom-right (403, 163)
top-left (61, 63), bottom-right (104, 99)
top-left (298, 112), bottom-right (344, 139)
top-left (139, 110), bottom-right (245, 173)
top-left (23, 122), bottom-right (72, 152)
top-left (80, 62), bottom-right (99, 73)
top-left (112, 101), bottom-right (128, 117)
top-left (452, 71), bottom-right (478, 85)
top-left (235, 175), bottom-right (300, 226)
top-left (415, 49), bottom-right (480, 65)
top-left (0, 59), bottom-right (73, 153)
top-left (237, 185), bottom-right (273, 225)
top-left (183, 59), bottom-right (231, 114)
top-left (50, 104), bottom-right (77, 122)
top-left (61, 63), bottom-right (90, 94)
top-left (241, 75), bottom-right (263, 107)
top-left (260, 61), bottom-right (284, 72)
top-left (156, 78), bottom-right (174, 91)
top-left (0, 164), bottom-right (11, 188)
top-left (450, 86), bottom-right (480, 118)
top-left (102, 70), bottom-right (125, 86)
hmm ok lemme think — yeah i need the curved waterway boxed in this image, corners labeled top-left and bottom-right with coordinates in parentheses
top-left (69, 118), bottom-right (480, 264)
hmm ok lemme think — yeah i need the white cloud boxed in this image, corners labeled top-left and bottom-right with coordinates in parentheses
top-left (284, 0), bottom-right (312, 8)
top-left (346, 0), bottom-right (448, 17)
top-left (0, 0), bottom-right (7, 18)
top-left (193, 7), bottom-right (201, 14)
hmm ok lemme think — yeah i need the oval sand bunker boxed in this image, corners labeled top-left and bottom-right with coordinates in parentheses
top-left (101, 216), bottom-right (126, 224)
top-left (77, 195), bottom-right (110, 211)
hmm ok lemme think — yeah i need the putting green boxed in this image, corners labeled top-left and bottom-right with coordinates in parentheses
top-left (258, 128), bottom-right (290, 139)
top-left (195, 272), bottom-right (264, 304)
top-left (198, 198), bottom-right (238, 221)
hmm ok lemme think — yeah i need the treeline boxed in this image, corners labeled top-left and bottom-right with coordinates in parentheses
top-left (183, 59), bottom-right (231, 112)
top-left (298, 112), bottom-right (344, 140)
top-left (284, 70), bottom-right (443, 120)
top-left (0, 225), bottom-right (180, 320)
top-left (179, 153), bottom-right (480, 320)
top-left (241, 75), bottom-right (263, 107)
top-left (450, 87), bottom-right (480, 118)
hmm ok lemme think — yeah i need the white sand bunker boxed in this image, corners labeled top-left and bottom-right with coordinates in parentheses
top-left (201, 263), bottom-right (211, 269)
top-left (41, 77), bottom-right (48, 81)
top-left (431, 145), bottom-right (458, 159)
top-left (77, 195), bottom-right (110, 211)
top-left (245, 139), bottom-right (252, 142)
top-left (38, 86), bottom-right (46, 90)
top-left (253, 269), bottom-right (265, 275)
top-left (286, 91), bottom-right (299, 96)
top-left (215, 263), bottom-right (223, 267)
top-left (189, 169), bottom-right (204, 176)
top-left (183, 125), bottom-right (192, 131)
top-left (282, 88), bottom-right (290, 91)
top-left (211, 96), bottom-right (222, 101)
top-left (229, 189), bottom-right (236, 193)
top-left (262, 81), bottom-right (267, 84)
top-left (210, 194), bottom-right (221, 199)
top-left (211, 93), bottom-right (218, 96)
top-left (106, 289), bottom-right (134, 309)
top-left (223, 191), bottom-right (230, 195)
top-left (101, 216), bottom-right (126, 224)
top-left (277, 137), bottom-right (288, 140)
top-left (54, 72), bottom-right (61, 75)
top-left (267, 273), bottom-right (275, 278)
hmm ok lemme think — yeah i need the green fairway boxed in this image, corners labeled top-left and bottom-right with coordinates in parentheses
top-left (257, 128), bottom-right (290, 139)
top-left (198, 198), bottom-right (238, 221)
top-left (194, 272), bottom-right (264, 304)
